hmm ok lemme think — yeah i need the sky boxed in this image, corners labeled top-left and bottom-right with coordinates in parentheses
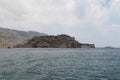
top-left (0, 0), bottom-right (120, 47)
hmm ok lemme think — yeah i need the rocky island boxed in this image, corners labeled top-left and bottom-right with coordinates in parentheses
top-left (15, 34), bottom-right (95, 48)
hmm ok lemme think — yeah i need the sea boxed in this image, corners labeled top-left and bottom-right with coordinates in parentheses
top-left (0, 48), bottom-right (120, 80)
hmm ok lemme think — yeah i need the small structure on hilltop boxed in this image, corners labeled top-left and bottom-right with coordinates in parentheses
top-left (14, 34), bottom-right (95, 48)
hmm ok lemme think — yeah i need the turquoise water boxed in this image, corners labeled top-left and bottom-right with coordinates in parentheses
top-left (0, 48), bottom-right (120, 80)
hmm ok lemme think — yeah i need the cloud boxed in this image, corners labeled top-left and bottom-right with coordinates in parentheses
top-left (0, 0), bottom-right (120, 47)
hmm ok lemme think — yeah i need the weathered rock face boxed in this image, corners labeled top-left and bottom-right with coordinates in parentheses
top-left (15, 34), bottom-right (95, 48)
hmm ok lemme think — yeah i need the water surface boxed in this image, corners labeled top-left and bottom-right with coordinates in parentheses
top-left (0, 48), bottom-right (120, 80)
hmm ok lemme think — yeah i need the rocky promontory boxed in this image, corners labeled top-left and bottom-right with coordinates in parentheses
top-left (15, 34), bottom-right (95, 48)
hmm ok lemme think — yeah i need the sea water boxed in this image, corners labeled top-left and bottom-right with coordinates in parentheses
top-left (0, 48), bottom-right (120, 80)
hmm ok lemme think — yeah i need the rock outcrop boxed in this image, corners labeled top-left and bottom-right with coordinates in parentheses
top-left (15, 34), bottom-right (95, 48)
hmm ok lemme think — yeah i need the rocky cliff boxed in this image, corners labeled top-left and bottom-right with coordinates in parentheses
top-left (15, 34), bottom-right (95, 48)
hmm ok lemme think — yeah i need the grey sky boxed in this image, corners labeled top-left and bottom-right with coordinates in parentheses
top-left (0, 0), bottom-right (120, 47)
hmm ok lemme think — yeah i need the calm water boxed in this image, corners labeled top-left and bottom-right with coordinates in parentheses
top-left (0, 48), bottom-right (120, 80)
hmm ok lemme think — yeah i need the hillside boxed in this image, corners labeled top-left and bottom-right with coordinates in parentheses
top-left (15, 34), bottom-right (95, 48)
top-left (0, 27), bottom-right (47, 47)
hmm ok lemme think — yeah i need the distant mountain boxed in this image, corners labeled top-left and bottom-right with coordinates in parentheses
top-left (0, 27), bottom-right (47, 47)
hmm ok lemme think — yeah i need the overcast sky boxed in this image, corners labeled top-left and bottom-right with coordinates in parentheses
top-left (0, 0), bottom-right (120, 47)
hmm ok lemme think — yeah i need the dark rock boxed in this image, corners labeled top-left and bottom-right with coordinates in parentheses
top-left (15, 34), bottom-right (95, 48)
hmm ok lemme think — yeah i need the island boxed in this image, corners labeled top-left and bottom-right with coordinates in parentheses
top-left (14, 34), bottom-right (95, 48)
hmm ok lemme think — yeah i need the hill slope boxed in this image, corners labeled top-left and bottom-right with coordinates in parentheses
top-left (0, 27), bottom-right (47, 47)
